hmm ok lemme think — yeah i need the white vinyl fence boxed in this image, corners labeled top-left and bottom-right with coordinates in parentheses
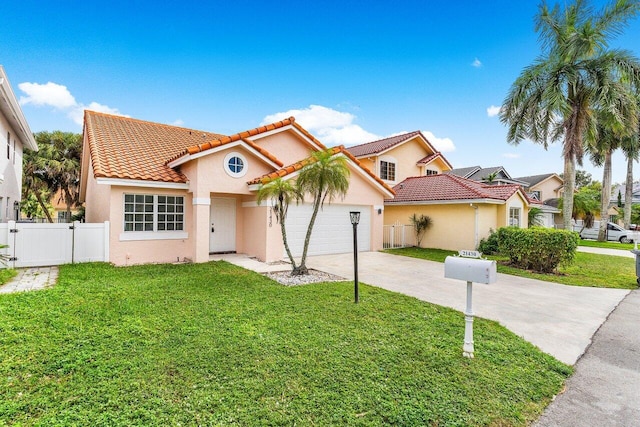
top-left (383, 222), bottom-right (416, 249)
top-left (0, 221), bottom-right (109, 268)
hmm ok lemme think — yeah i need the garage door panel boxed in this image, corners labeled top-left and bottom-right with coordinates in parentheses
top-left (285, 204), bottom-right (370, 257)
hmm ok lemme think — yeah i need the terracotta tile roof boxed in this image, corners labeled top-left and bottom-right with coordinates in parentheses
top-left (416, 152), bottom-right (453, 169)
top-left (247, 146), bottom-right (395, 195)
top-left (84, 110), bottom-right (227, 183)
top-left (167, 117), bottom-right (296, 165)
top-left (385, 174), bottom-right (527, 203)
top-left (346, 131), bottom-right (422, 157)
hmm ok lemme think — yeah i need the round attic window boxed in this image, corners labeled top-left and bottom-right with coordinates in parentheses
top-left (224, 152), bottom-right (247, 178)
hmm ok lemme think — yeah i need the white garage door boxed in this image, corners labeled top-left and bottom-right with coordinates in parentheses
top-left (285, 204), bottom-right (371, 257)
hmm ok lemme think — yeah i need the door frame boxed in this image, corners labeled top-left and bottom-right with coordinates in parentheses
top-left (209, 197), bottom-right (237, 253)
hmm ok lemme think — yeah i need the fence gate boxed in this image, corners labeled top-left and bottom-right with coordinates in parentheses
top-left (383, 222), bottom-right (416, 249)
top-left (0, 221), bottom-right (109, 268)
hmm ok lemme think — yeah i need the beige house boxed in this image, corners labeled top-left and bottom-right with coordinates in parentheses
top-left (346, 131), bottom-right (453, 186)
top-left (0, 66), bottom-right (38, 222)
top-left (80, 111), bottom-right (393, 266)
top-left (515, 173), bottom-right (563, 227)
top-left (384, 174), bottom-right (531, 251)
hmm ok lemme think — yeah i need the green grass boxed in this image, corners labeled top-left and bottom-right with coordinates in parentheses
top-left (0, 262), bottom-right (570, 426)
top-left (385, 247), bottom-right (637, 289)
top-left (578, 238), bottom-right (635, 251)
top-left (0, 268), bottom-right (17, 285)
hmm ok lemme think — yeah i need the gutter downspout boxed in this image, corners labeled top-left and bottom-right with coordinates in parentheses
top-left (470, 203), bottom-right (479, 249)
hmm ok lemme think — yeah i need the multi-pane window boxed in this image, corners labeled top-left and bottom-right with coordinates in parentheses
top-left (380, 160), bottom-right (396, 181)
top-left (425, 169), bottom-right (438, 176)
top-left (157, 195), bottom-right (184, 231)
top-left (124, 194), bottom-right (184, 232)
top-left (509, 207), bottom-right (521, 227)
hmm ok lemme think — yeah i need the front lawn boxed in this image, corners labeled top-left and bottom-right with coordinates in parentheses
top-left (385, 247), bottom-right (637, 289)
top-left (0, 268), bottom-right (17, 285)
top-left (0, 262), bottom-right (570, 426)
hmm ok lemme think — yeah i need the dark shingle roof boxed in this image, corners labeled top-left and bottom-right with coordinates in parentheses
top-left (514, 173), bottom-right (559, 187)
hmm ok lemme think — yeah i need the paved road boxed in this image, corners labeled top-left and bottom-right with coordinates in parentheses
top-left (308, 252), bottom-right (629, 365)
top-left (534, 290), bottom-right (640, 426)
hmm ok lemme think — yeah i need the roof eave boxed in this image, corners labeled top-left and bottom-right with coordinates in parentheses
top-left (0, 67), bottom-right (38, 151)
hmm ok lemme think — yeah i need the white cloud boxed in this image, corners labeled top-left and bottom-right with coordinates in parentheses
top-left (262, 105), bottom-right (379, 145)
top-left (422, 131), bottom-right (456, 152)
top-left (68, 102), bottom-right (128, 125)
top-left (18, 81), bottom-right (127, 126)
top-left (472, 58), bottom-right (482, 68)
top-left (487, 105), bottom-right (501, 117)
top-left (171, 119), bottom-right (185, 126)
top-left (18, 82), bottom-right (77, 109)
top-left (502, 153), bottom-right (521, 159)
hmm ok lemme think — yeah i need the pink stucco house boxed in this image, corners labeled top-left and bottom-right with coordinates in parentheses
top-left (80, 111), bottom-right (394, 266)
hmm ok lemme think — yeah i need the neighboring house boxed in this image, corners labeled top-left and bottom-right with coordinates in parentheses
top-left (0, 66), bottom-right (38, 222)
top-left (514, 173), bottom-right (563, 228)
top-left (80, 111), bottom-right (393, 266)
top-left (446, 165), bottom-right (528, 186)
top-left (345, 131), bottom-right (453, 186)
top-left (51, 189), bottom-right (82, 223)
top-left (610, 183), bottom-right (640, 205)
top-left (384, 174), bottom-right (532, 251)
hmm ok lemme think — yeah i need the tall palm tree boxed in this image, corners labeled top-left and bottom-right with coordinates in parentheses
top-left (620, 95), bottom-right (640, 228)
top-left (294, 148), bottom-right (350, 276)
top-left (589, 100), bottom-right (637, 240)
top-left (500, 0), bottom-right (640, 230)
top-left (22, 147), bottom-right (53, 222)
top-left (256, 177), bottom-right (303, 269)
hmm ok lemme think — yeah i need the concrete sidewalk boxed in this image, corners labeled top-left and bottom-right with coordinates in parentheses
top-left (534, 290), bottom-right (640, 426)
top-left (0, 267), bottom-right (59, 294)
top-left (307, 252), bottom-right (629, 365)
top-left (577, 246), bottom-right (635, 258)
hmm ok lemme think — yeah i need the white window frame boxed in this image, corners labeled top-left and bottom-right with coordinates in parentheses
top-left (380, 160), bottom-right (396, 181)
top-left (509, 207), bottom-right (521, 227)
top-left (223, 152), bottom-right (248, 178)
top-left (425, 169), bottom-right (438, 176)
top-left (120, 194), bottom-right (188, 241)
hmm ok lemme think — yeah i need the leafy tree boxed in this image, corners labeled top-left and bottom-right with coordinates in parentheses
top-left (20, 191), bottom-right (54, 220)
top-left (23, 131), bottom-right (83, 222)
top-left (256, 178), bottom-right (303, 270)
top-left (22, 145), bottom-right (53, 222)
top-left (621, 94), bottom-right (640, 228)
top-left (482, 172), bottom-right (498, 184)
top-left (559, 186), bottom-right (600, 228)
top-left (561, 170), bottom-right (593, 189)
top-left (409, 214), bottom-right (433, 246)
top-left (618, 190), bottom-right (623, 208)
top-left (294, 148), bottom-right (350, 276)
top-left (500, 0), bottom-right (640, 231)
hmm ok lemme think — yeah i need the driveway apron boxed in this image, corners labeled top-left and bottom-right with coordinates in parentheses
top-left (308, 252), bottom-right (629, 365)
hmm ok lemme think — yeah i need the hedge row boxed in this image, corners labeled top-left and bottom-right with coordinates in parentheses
top-left (479, 227), bottom-right (578, 273)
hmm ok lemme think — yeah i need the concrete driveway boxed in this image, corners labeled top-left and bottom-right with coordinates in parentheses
top-left (308, 252), bottom-right (630, 365)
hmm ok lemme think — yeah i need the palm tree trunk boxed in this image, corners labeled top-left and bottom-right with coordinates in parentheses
top-left (562, 154), bottom-right (576, 230)
top-left (624, 154), bottom-right (633, 228)
top-left (598, 150), bottom-right (612, 241)
top-left (35, 190), bottom-right (53, 223)
top-left (279, 212), bottom-right (298, 270)
top-left (294, 195), bottom-right (322, 276)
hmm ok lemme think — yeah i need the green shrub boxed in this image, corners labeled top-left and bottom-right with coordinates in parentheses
top-left (497, 227), bottom-right (579, 273)
top-left (478, 229), bottom-right (500, 255)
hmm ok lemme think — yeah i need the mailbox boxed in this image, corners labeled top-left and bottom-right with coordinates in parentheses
top-left (444, 256), bottom-right (497, 284)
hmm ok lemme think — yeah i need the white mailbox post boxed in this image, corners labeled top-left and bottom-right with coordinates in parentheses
top-left (444, 252), bottom-right (497, 358)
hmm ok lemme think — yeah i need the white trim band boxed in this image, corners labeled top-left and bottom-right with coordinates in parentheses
top-left (119, 231), bottom-right (188, 241)
top-left (97, 177), bottom-right (189, 190)
top-left (193, 198), bottom-right (211, 206)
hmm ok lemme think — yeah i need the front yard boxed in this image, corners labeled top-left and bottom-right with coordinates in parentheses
top-left (385, 247), bottom-right (637, 289)
top-left (0, 262), bottom-right (570, 426)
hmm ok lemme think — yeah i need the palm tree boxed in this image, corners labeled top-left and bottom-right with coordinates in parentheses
top-left (294, 148), bottom-right (350, 276)
top-left (528, 207), bottom-right (545, 227)
top-left (22, 145), bottom-right (53, 222)
top-left (588, 101), bottom-right (637, 240)
top-left (41, 131), bottom-right (83, 220)
top-left (500, 0), bottom-right (640, 231)
top-left (256, 177), bottom-right (303, 269)
top-left (620, 96), bottom-right (640, 228)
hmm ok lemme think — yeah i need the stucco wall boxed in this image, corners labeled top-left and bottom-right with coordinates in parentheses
top-left (253, 130), bottom-right (315, 166)
top-left (108, 186), bottom-right (194, 266)
top-left (85, 162), bottom-right (111, 223)
top-left (0, 113), bottom-right (24, 221)
top-left (379, 138), bottom-right (430, 185)
top-left (532, 177), bottom-right (563, 201)
top-left (384, 203), bottom-right (499, 251)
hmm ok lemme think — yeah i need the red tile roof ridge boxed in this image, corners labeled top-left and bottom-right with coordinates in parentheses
top-left (291, 121), bottom-right (328, 150)
top-left (167, 116), bottom-right (295, 164)
top-left (347, 130), bottom-right (421, 155)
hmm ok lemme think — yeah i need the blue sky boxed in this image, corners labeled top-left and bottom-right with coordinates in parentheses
top-left (2, 0), bottom-right (640, 183)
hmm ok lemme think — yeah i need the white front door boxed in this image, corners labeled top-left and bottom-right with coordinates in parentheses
top-left (210, 197), bottom-right (236, 253)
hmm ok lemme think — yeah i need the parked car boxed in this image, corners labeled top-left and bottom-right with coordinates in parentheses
top-left (578, 221), bottom-right (634, 243)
